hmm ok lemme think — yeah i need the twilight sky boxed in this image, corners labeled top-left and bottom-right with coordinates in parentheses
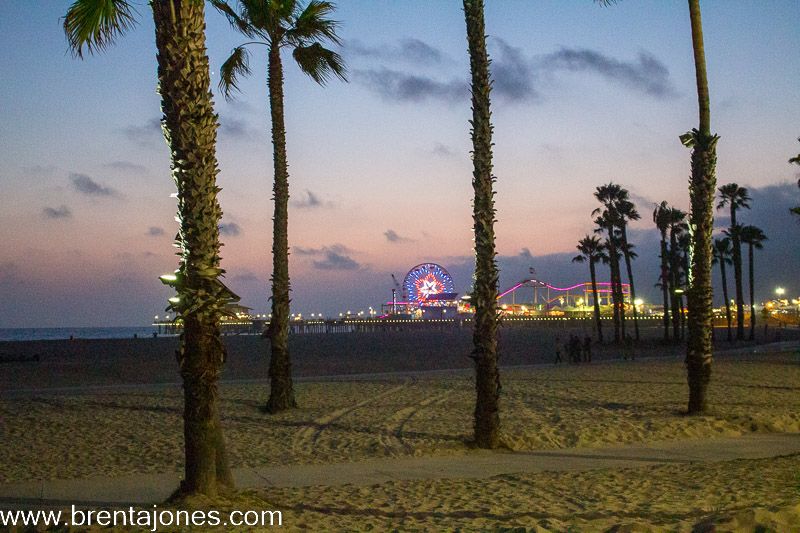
top-left (1, 1), bottom-right (798, 327)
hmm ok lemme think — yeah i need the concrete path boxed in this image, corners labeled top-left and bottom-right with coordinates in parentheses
top-left (1, 433), bottom-right (798, 508)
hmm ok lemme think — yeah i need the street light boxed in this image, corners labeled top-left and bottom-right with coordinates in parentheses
top-left (775, 287), bottom-right (785, 296)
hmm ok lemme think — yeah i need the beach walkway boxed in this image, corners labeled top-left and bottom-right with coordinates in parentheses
top-left (2, 433), bottom-right (798, 507)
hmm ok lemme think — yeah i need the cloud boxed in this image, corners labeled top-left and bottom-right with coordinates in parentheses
top-left (384, 229), bottom-right (412, 243)
top-left (491, 38), bottom-right (539, 102)
top-left (70, 173), bottom-right (118, 197)
top-left (294, 244), bottom-right (360, 271)
top-left (104, 161), bottom-right (147, 173)
top-left (543, 48), bottom-right (677, 98)
top-left (346, 38), bottom-right (446, 65)
top-left (146, 226), bottom-right (165, 237)
top-left (218, 117), bottom-right (260, 139)
top-left (431, 142), bottom-right (455, 157)
top-left (120, 118), bottom-right (162, 147)
top-left (293, 189), bottom-right (333, 209)
top-left (232, 271), bottom-right (260, 282)
top-left (353, 42), bottom-right (674, 105)
top-left (42, 205), bottom-right (72, 219)
top-left (314, 250), bottom-right (360, 271)
top-left (218, 222), bottom-right (242, 237)
top-left (354, 67), bottom-right (466, 103)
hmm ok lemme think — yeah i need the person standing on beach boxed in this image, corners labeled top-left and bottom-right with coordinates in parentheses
top-left (554, 336), bottom-right (563, 364)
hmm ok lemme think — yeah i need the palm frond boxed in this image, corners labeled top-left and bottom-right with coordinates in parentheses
top-left (63, 0), bottom-right (137, 58)
top-left (287, 1), bottom-right (342, 46)
top-left (292, 42), bottom-right (347, 85)
top-left (219, 46), bottom-right (253, 99)
top-left (209, 0), bottom-right (257, 38)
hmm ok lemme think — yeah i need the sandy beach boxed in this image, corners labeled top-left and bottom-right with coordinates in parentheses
top-left (2, 335), bottom-right (799, 531)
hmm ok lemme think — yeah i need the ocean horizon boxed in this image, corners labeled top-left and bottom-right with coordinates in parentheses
top-left (0, 327), bottom-right (169, 342)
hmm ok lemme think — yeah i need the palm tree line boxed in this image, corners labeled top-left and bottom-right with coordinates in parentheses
top-left (63, 0), bottom-right (785, 500)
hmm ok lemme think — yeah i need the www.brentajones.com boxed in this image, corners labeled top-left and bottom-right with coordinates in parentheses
top-left (0, 505), bottom-right (282, 530)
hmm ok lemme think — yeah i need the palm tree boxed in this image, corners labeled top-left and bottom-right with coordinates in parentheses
top-left (573, 235), bottom-right (607, 343)
top-left (617, 198), bottom-right (641, 340)
top-left (717, 183), bottom-right (751, 340)
top-left (739, 225), bottom-right (767, 341)
top-left (213, 0), bottom-right (346, 413)
top-left (653, 201), bottom-right (672, 341)
top-left (668, 207), bottom-right (688, 341)
top-left (64, 0), bottom-right (235, 497)
top-left (712, 236), bottom-right (733, 341)
top-left (680, 0), bottom-right (720, 414)
top-left (463, 0), bottom-right (500, 449)
top-left (593, 183), bottom-right (626, 343)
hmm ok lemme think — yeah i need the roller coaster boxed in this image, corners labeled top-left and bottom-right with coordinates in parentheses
top-left (496, 278), bottom-right (630, 316)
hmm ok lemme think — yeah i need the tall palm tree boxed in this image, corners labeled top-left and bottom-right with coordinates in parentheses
top-left (712, 236), bottom-right (733, 342)
top-left (617, 198), bottom-right (641, 340)
top-left (739, 225), bottom-right (767, 341)
top-left (64, 0), bottom-right (235, 497)
top-left (680, 0), bottom-right (720, 414)
top-left (213, 0), bottom-right (346, 413)
top-left (717, 183), bottom-right (751, 340)
top-left (463, 0), bottom-right (500, 449)
top-left (653, 201), bottom-right (672, 341)
top-left (668, 207), bottom-right (688, 341)
top-left (573, 235), bottom-right (607, 343)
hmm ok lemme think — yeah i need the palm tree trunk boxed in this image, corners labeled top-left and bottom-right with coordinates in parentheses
top-left (660, 236), bottom-right (671, 341)
top-left (731, 208), bottom-right (745, 340)
top-left (266, 44), bottom-right (296, 412)
top-left (152, 0), bottom-right (232, 497)
top-left (621, 229), bottom-right (640, 341)
top-left (748, 243), bottom-right (755, 340)
top-left (590, 259), bottom-right (603, 343)
top-left (720, 260), bottom-right (732, 341)
top-left (669, 232), bottom-right (681, 341)
top-left (606, 237), bottom-right (621, 343)
top-left (685, 0), bottom-right (717, 414)
top-left (464, 0), bottom-right (500, 449)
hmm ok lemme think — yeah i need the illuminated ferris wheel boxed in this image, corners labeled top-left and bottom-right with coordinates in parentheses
top-left (403, 263), bottom-right (455, 303)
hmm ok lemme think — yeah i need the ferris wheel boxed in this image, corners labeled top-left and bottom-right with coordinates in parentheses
top-left (403, 263), bottom-right (455, 302)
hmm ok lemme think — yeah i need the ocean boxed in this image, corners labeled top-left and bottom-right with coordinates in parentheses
top-left (0, 327), bottom-right (171, 342)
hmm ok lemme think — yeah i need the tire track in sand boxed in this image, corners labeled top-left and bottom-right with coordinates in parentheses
top-left (377, 387), bottom-right (455, 454)
top-left (292, 380), bottom-right (413, 457)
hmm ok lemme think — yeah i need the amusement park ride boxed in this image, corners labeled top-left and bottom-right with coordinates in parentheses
top-left (382, 262), bottom-right (632, 319)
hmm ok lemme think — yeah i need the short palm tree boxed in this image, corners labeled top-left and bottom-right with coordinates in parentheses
top-left (739, 225), bottom-right (767, 340)
top-left (212, 0), bottom-right (346, 413)
top-left (717, 183), bottom-right (751, 340)
top-left (64, 0), bottom-right (235, 497)
top-left (463, 0), bottom-right (500, 449)
top-left (593, 183), bottom-right (626, 343)
top-left (573, 235), bottom-right (607, 343)
top-left (617, 198), bottom-right (641, 340)
top-left (653, 201), bottom-right (673, 341)
top-left (712, 236), bottom-right (733, 342)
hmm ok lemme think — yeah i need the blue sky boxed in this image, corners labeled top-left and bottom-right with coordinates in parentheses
top-left (0, 1), bottom-right (798, 326)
